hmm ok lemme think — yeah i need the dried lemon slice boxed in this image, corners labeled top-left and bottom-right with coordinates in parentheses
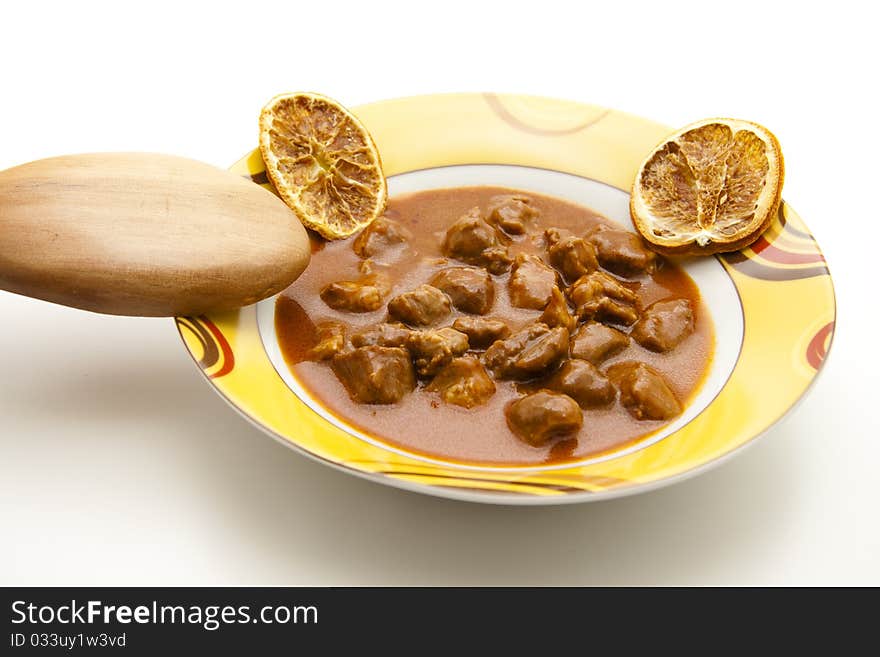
top-left (630, 118), bottom-right (784, 255)
top-left (259, 92), bottom-right (387, 240)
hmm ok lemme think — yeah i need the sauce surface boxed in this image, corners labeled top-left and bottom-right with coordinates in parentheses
top-left (275, 186), bottom-right (713, 465)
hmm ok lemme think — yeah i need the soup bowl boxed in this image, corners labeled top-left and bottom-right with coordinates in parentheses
top-left (177, 93), bottom-right (835, 504)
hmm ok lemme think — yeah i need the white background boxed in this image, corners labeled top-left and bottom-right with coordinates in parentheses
top-left (2, 0), bottom-right (877, 585)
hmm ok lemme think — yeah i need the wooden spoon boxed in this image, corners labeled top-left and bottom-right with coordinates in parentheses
top-left (0, 153), bottom-right (311, 316)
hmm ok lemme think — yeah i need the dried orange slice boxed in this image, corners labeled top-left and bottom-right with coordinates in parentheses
top-left (630, 118), bottom-right (784, 255)
top-left (259, 92), bottom-right (387, 240)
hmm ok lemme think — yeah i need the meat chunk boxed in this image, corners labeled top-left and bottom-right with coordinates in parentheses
top-left (606, 362), bottom-right (681, 421)
top-left (407, 327), bottom-right (469, 377)
top-left (546, 228), bottom-right (599, 283)
top-left (487, 194), bottom-right (538, 235)
top-left (547, 359), bottom-right (615, 408)
top-left (320, 276), bottom-right (389, 313)
top-left (452, 317), bottom-right (510, 349)
top-left (387, 284), bottom-right (451, 326)
top-left (350, 322), bottom-right (412, 348)
top-left (506, 390), bottom-right (583, 446)
top-left (568, 271), bottom-right (636, 306)
top-left (441, 207), bottom-right (512, 274)
top-left (484, 323), bottom-right (569, 380)
top-left (480, 246), bottom-right (515, 275)
top-left (570, 322), bottom-right (629, 364)
top-left (567, 272), bottom-right (638, 326)
top-left (331, 346), bottom-right (415, 404)
top-left (631, 299), bottom-right (695, 353)
top-left (426, 356), bottom-right (495, 408)
top-left (309, 321), bottom-right (347, 361)
top-left (509, 254), bottom-right (558, 309)
top-left (442, 207), bottom-right (494, 259)
top-left (429, 267), bottom-right (494, 315)
top-left (539, 286), bottom-right (575, 332)
top-left (352, 215), bottom-right (412, 259)
top-left (587, 225), bottom-right (657, 277)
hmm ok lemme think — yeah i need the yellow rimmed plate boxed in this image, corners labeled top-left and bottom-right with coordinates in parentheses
top-left (176, 93), bottom-right (835, 505)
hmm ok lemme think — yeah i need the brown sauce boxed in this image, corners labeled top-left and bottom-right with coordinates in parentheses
top-left (275, 186), bottom-right (713, 466)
